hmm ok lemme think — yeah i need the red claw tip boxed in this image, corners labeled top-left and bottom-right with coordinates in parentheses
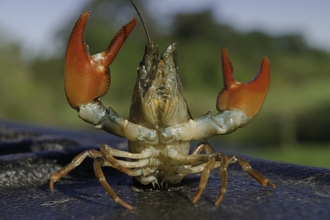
top-left (217, 49), bottom-right (270, 119)
top-left (64, 12), bottom-right (137, 109)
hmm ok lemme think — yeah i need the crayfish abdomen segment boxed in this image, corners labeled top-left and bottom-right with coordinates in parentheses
top-left (132, 142), bottom-right (192, 186)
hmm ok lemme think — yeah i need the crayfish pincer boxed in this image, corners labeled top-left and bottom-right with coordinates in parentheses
top-left (49, 1), bottom-right (275, 210)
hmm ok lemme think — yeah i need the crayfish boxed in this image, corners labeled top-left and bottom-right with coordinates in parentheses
top-left (49, 1), bottom-right (275, 209)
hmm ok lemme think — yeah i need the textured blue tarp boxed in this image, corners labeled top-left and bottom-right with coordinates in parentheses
top-left (0, 120), bottom-right (329, 220)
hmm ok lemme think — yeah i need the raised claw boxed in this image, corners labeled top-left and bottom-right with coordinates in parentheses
top-left (217, 49), bottom-right (270, 119)
top-left (64, 12), bottom-right (137, 109)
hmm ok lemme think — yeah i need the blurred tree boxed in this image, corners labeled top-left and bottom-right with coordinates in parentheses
top-left (1, 0), bottom-right (330, 150)
top-left (0, 39), bottom-right (71, 125)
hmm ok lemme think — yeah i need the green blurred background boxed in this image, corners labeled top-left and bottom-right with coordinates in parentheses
top-left (0, 0), bottom-right (330, 167)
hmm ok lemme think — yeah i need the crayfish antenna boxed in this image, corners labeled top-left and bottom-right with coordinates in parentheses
top-left (130, 0), bottom-right (152, 45)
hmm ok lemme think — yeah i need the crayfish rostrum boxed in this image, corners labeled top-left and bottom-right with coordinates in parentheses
top-left (49, 1), bottom-right (275, 209)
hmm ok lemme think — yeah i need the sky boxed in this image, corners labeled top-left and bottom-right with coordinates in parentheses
top-left (0, 0), bottom-right (330, 60)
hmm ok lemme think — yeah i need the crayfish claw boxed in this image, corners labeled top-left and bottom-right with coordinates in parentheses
top-left (64, 12), bottom-right (137, 109)
top-left (216, 49), bottom-right (270, 119)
